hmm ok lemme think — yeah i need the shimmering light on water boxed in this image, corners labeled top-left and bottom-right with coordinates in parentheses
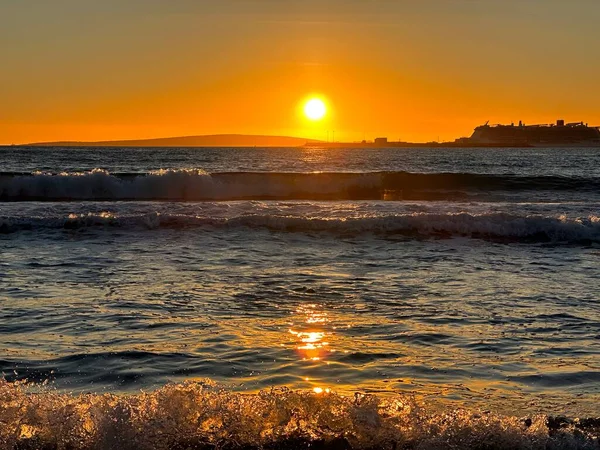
top-left (290, 304), bottom-right (332, 364)
top-left (1, 146), bottom-right (599, 425)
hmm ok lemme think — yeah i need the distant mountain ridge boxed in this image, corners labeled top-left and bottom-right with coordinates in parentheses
top-left (24, 134), bottom-right (321, 148)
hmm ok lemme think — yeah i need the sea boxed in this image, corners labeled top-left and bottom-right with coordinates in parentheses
top-left (0, 146), bottom-right (599, 449)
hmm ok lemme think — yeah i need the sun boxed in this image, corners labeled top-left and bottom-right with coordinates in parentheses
top-left (304, 98), bottom-right (327, 121)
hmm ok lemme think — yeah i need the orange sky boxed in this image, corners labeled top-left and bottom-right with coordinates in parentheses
top-left (2, 0), bottom-right (600, 144)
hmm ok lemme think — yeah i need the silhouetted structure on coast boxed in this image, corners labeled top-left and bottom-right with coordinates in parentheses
top-left (307, 119), bottom-right (600, 148)
top-left (463, 120), bottom-right (600, 147)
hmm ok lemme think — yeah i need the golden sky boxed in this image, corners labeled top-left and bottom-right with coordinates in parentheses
top-left (2, 0), bottom-right (600, 144)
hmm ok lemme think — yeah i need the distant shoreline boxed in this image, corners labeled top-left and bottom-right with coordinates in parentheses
top-left (4, 133), bottom-right (599, 148)
top-left (304, 141), bottom-right (535, 148)
top-left (1, 142), bottom-right (539, 149)
top-left (9, 134), bottom-right (323, 148)
top-left (2, 143), bottom-right (534, 148)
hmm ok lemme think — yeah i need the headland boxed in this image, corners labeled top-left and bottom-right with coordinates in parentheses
top-left (11, 119), bottom-right (600, 148)
top-left (20, 134), bottom-right (323, 148)
top-left (308, 120), bottom-right (600, 148)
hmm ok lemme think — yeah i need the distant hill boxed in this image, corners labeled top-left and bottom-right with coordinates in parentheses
top-left (25, 134), bottom-right (322, 148)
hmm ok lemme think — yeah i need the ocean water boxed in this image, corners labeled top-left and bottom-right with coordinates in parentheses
top-left (1, 146), bottom-right (599, 449)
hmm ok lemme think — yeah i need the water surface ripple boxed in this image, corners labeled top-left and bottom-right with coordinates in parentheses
top-left (1, 147), bottom-right (599, 430)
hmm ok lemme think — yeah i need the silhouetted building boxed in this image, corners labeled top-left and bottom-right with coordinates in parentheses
top-left (468, 120), bottom-right (600, 146)
top-left (374, 137), bottom-right (388, 145)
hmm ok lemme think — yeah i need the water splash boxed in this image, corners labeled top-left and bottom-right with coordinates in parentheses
top-left (1, 380), bottom-right (597, 449)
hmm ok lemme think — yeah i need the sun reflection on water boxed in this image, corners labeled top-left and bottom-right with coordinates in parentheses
top-left (289, 303), bottom-right (332, 363)
top-left (312, 387), bottom-right (331, 394)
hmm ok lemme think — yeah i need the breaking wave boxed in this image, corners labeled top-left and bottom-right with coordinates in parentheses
top-left (1, 169), bottom-right (599, 201)
top-left (1, 211), bottom-right (599, 244)
top-left (0, 380), bottom-right (598, 450)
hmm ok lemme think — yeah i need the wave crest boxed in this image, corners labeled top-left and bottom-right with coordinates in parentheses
top-left (2, 212), bottom-right (599, 244)
top-left (2, 170), bottom-right (599, 201)
top-left (0, 380), bottom-right (597, 450)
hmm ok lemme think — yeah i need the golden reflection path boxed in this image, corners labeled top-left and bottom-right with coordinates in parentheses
top-left (289, 303), bottom-right (334, 393)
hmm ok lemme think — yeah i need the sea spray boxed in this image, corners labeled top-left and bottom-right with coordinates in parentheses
top-left (0, 380), bottom-right (597, 450)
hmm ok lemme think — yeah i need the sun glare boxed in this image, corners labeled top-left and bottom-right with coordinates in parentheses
top-left (304, 98), bottom-right (327, 121)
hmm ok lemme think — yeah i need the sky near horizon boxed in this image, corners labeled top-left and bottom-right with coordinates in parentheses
top-left (2, 0), bottom-right (600, 144)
